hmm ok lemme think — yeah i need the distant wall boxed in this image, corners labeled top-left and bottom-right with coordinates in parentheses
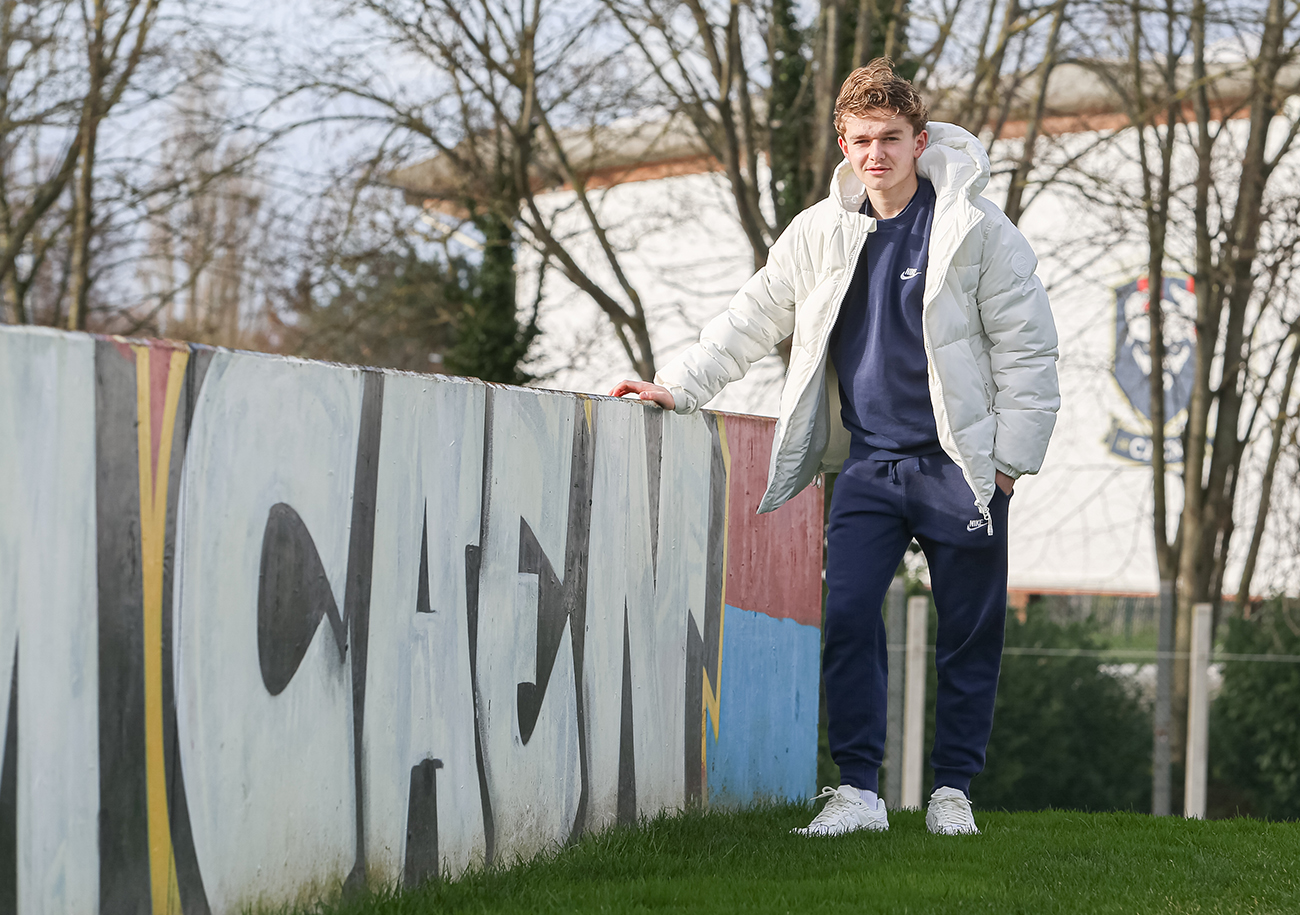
top-left (0, 326), bottom-right (823, 915)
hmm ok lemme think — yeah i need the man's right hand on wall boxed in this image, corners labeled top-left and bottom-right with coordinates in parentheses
top-left (608, 380), bottom-right (676, 410)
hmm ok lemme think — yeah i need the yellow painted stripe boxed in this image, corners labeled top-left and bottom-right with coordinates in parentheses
top-left (701, 416), bottom-right (732, 773)
top-left (135, 346), bottom-right (187, 915)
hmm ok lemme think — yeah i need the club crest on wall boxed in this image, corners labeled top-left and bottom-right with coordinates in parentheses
top-left (1105, 274), bottom-right (1197, 465)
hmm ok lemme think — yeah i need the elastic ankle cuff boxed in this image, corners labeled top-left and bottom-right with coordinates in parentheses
top-left (837, 767), bottom-right (880, 794)
top-left (931, 772), bottom-right (971, 798)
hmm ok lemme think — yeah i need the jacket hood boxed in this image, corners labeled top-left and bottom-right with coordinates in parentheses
top-left (830, 120), bottom-right (990, 212)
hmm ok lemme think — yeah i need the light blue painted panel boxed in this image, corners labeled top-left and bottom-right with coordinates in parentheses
top-left (706, 606), bottom-right (820, 805)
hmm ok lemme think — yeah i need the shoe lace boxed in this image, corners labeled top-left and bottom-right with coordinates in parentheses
top-left (806, 786), bottom-right (856, 826)
top-left (928, 793), bottom-right (973, 830)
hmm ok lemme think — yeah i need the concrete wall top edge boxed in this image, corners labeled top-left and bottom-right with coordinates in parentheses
top-left (0, 324), bottom-right (777, 426)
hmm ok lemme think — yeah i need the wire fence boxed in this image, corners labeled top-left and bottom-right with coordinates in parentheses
top-left (845, 591), bottom-right (1300, 817)
top-left (887, 644), bottom-right (1300, 663)
top-left (1031, 592), bottom-right (1163, 640)
top-left (1004, 647), bottom-right (1300, 663)
top-left (1008, 593), bottom-right (1300, 662)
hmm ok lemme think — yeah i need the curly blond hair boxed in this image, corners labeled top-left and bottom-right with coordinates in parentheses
top-left (834, 58), bottom-right (929, 136)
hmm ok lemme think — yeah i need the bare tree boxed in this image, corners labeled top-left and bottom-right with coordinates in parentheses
top-left (1073, 0), bottom-right (1300, 780)
top-left (1000, 0), bottom-right (1068, 224)
top-left (275, 0), bottom-right (670, 380)
top-left (63, 0), bottom-right (163, 329)
top-left (0, 0), bottom-right (86, 326)
top-left (132, 91), bottom-right (268, 347)
top-left (606, 0), bottom-right (1091, 287)
top-left (602, 0), bottom-right (777, 267)
top-left (0, 0), bottom-right (274, 336)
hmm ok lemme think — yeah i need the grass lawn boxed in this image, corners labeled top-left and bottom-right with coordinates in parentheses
top-left (291, 804), bottom-right (1300, 914)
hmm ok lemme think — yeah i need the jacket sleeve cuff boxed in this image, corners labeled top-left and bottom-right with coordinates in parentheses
top-left (993, 457), bottom-right (1024, 479)
top-left (655, 378), bottom-right (697, 414)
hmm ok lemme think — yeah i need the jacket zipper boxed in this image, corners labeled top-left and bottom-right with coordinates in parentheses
top-left (774, 215), bottom-right (872, 461)
top-left (778, 198), bottom-right (991, 537)
top-left (813, 220), bottom-right (872, 387)
top-left (920, 210), bottom-right (993, 536)
top-left (919, 320), bottom-right (992, 537)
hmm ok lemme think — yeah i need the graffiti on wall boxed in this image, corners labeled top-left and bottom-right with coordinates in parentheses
top-left (0, 327), bottom-right (822, 915)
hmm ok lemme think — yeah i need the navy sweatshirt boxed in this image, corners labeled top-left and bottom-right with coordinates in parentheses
top-left (829, 177), bottom-right (940, 461)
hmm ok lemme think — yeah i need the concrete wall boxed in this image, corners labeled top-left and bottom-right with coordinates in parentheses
top-left (0, 325), bottom-right (824, 914)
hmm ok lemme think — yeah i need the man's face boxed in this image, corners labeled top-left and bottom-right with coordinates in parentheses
top-left (837, 111), bottom-right (927, 195)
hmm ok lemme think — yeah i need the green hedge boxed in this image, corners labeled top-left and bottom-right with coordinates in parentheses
top-left (975, 609), bottom-right (1152, 812)
top-left (816, 604), bottom-right (1153, 812)
top-left (815, 597), bottom-right (1300, 818)
top-left (1211, 600), bottom-right (1300, 820)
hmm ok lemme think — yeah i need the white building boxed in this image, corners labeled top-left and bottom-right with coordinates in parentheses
top-left (398, 63), bottom-right (1300, 600)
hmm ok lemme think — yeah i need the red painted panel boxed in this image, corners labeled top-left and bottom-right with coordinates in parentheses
top-left (721, 413), bottom-right (824, 628)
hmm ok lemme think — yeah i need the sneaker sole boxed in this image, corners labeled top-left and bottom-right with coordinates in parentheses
top-left (926, 824), bottom-right (979, 835)
top-left (791, 820), bottom-right (889, 837)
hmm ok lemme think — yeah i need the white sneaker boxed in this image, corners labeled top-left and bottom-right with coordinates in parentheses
top-left (925, 786), bottom-right (979, 835)
top-left (791, 785), bottom-right (889, 836)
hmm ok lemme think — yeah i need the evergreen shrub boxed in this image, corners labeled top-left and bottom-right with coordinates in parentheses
top-left (974, 607), bottom-right (1152, 812)
top-left (1211, 599), bottom-right (1300, 820)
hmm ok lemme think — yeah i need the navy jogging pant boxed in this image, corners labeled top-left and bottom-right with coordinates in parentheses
top-left (823, 452), bottom-right (1010, 798)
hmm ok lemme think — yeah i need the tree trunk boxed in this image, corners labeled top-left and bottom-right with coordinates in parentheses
top-left (1172, 0), bottom-right (1288, 773)
top-left (807, 0), bottom-right (844, 211)
top-left (1234, 332), bottom-right (1300, 615)
top-left (2, 274), bottom-right (21, 324)
top-left (1003, 0), bottom-right (1065, 224)
top-left (767, 0), bottom-right (813, 233)
top-left (851, 0), bottom-right (875, 68)
top-left (66, 109), bottom-right (98, 331)
top-left (67, 1), bottom-right (105, 332)
top-left (881, 0), bottom-right (907, 60)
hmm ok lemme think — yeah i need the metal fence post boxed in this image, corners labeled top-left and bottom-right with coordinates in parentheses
top-left (1184, 602), bottom-right (1213, 819)
top-left (1153, 579), bottom-right (1175, 816)
top-left (901, 595), bottom-right (928, 810)
top-left (884, 577), bottom-right (906, 810)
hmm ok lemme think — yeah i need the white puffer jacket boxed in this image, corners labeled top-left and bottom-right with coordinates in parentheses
top-left (655, 122), bottom-right (1060, 526)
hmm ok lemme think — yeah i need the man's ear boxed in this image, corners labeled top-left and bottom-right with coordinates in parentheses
top-left (914, 129), bottom-right (928, 159)
top-left (838, 134), bottom-right (849, 157)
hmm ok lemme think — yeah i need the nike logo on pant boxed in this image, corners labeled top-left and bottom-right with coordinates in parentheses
top-left (900, 268), bottom-right (921, 280)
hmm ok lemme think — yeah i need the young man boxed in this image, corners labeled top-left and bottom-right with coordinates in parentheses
top-left (610, 59), bottom-right (1059, 835)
